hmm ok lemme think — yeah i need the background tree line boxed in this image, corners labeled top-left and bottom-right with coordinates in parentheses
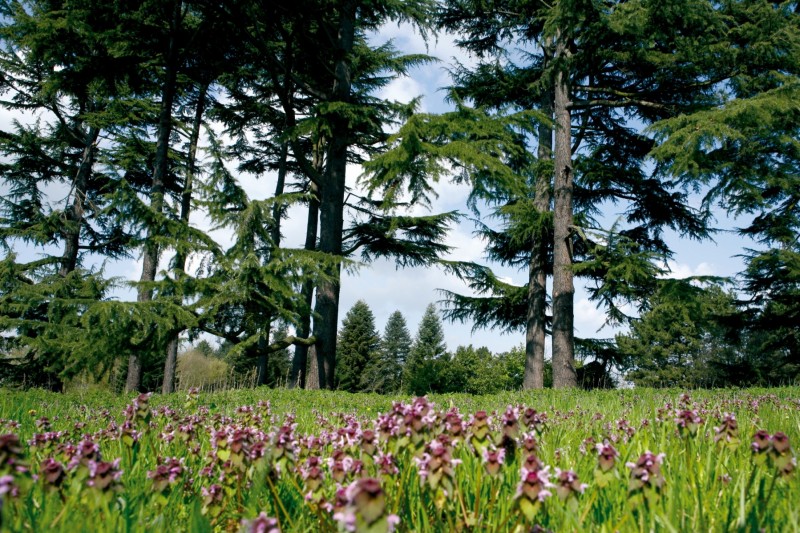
top-left (1, 0), bottom-right (798, 392)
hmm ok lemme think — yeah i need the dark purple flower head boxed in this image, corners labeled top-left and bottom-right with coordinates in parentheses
top-left (554, 468), bottom-right (588, 501)
top-left (120, 421), bottom-right (141, 446)
top-left (516, 466), bottom-right (553, 503)
top-left (482, 447), bottom-right (506, 477)
top-left (241, 512), bottom-right (280, 533)
top-left (769, 432), bottom-right (795, 475)
top-left (444, 409), bottom-right (464, 439)
top-left (675, 410), bottom-right (703, 436)
top-left (772, 432), bottom-right (791, 454)
top-left (86, 458), bottom-right (123, 492)
top-left (147, 457), bottom-right (184, 492)
top-left (359, 429), bottom-right (377, 456)
top-left (752, 430), bottom-right (772, 455)
top-left (501, 406), bottom-right (520, 440)
top-left (68, 438), bottom-right (101, 470)
top-left (522, 453), bottom-right (544, 473)
top-left (522, 408), bottom-right (547, 431)
top-left (333, 478), bottom-right (398, 532)
top-left (713, 413), bottom-right (739, 446)
top-left (41, 458), bottom-right (65, 487)
top-left (376, 452), bottom-right (399, 476)
top-left (626, 451), bottom-right (666, 493)
top-left (596, 442), bottom-right (619, 473)
top-left (0, 434), bottom-right (24, 469)
top-left (522, 433), bottom-right (539, 454)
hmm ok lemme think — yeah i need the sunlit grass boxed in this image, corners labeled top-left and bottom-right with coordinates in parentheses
top-left (0, 387), bottom-right (798, 532)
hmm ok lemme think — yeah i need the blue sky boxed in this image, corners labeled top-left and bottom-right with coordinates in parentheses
top-left (1, 20), bottom-right (755, 357)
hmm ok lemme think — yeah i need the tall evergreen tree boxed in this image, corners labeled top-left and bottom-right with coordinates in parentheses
top-left (335, 300), bottom-right (380, 392)
top-left (361, 310), bottom-right (411, 393)
top-left (404, 303), bottom-right (447, 395)
top-left (381, 0), bottom-right (781, 388)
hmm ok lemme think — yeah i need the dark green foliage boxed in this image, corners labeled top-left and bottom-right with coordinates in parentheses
top-left (403, 303), bottom-right (447, 395)
top-left (2, 0), bottom-right (799, 392)
top-left (361, 310), bottom-right (411, 394)
top-left (441, 345), bottom-right (514, 395)
top-left (0, 255), bottom-right (195, 389)
top-left (335, 300), bottom-right (380, 393)
top-left (616, 281), bottom-right (748, 388)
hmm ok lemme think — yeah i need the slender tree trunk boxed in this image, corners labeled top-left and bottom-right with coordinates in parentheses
top-left (551, 38), bottom-right (578, 388)
top-left (162, 84), bottom-right (207, 395)
top-left (312, 2), bottom-right (355, 389)
top-left (524, 90), bottom-right (553, 389)
top-left (254, 143), bottom-right (290, 387)
top-left (290, 180), bottom-right (320, 389)
top-left (59, 126), bottom-right (100, 277)
top-left (126, 0), bottom-right (182, 393)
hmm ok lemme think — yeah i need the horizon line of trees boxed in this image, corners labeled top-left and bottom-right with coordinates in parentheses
top-left (1, 0), bottom-right (798, 393)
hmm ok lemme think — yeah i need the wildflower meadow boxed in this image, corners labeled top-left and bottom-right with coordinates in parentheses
top-left (0, 387), bottom-right (798, 532)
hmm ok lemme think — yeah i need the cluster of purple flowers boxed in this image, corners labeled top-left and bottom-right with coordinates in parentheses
top-left (0, 391), bottom-right (796, 531)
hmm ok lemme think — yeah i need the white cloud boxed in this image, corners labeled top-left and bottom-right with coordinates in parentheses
top-left (662, 260), bottom-right (715, 280)
top-left (379, 76), bottom-right (426, 109)
top-left (574, 297), bottom-right (611, 337)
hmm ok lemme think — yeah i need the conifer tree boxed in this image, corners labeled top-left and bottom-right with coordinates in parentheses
top-left (335, 300), bottom-right (380, 392)
top-left (208, 0), bottom-right (453, 390)
top-left (615, 281), bottom-right (742, 388)
top-left (404, 303), bottom-right (447, 395)
top-left (361, 310), bottom-right (411, 393)
top-left (376, 0), bottom-right (780, 388)
top-left (648, 0), bottom-right (800, 380)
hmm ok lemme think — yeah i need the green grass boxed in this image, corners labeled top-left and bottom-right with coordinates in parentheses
top-left (0, 387), bottom-right (798, 532)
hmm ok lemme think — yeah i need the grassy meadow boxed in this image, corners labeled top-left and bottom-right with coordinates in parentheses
top-left (0, 387), bottom-right (798, 532)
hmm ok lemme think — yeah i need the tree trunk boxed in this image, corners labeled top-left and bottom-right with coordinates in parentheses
top-left (311, 2), bottom-right (356, 389)
top-left (162, 83), bottom-right (207, 395)
top-left (306, 345), bottom-right (319, 390)
top-left (59, 126), bottom-right (100, 277)
top-left (523, 90), bottom-right (553, 389)
top-left (127, 0), bottom-right (182, 393)
top-left (290, 181), bottom-right (319, 389)
top-left (255, 143), bottom-right (290, 387)
top-left (551, 38), bottom-right (578, 388)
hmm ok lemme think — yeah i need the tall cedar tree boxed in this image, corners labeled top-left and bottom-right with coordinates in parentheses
top-left (428, 0), bottom-right (788, 387)
top-left (0, 0), bottom-right (147, 387)
top-left (649, 0), bottom-right (800, 382)
top-left (616, 281), bottom-right (743, 388)
top-left (211, 0), bottom-right (457, 390)
top-left (125, 0), bottom-right (185, 392)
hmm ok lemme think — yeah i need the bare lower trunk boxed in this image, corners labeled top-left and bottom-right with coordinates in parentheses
top-left (162, 84), bottom-right (207, 395)
top-left (523, 90), bottom-right (553, 389)
top-left (127, 0), bottom-right (182, 393)
top-left (551, 39), bottom-right (577, 389)
top-left (290, 182), bottom-right (319, 389)
top-left (306, 345), bottom-right (319, 390)
top-left (163, 338), bottom-right (179, 393)
top-left (255, 335), bottom-right (269, 386)
top-left (254, 143), bottom-right (290, 387)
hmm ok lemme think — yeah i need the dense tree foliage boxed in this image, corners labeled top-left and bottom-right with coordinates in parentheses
top-left (335, 300), bottom-right (381, 393)
top-left (1, 0), bottom-right (798, 391)
top-left (361, 310), bottom-right (411, 394)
